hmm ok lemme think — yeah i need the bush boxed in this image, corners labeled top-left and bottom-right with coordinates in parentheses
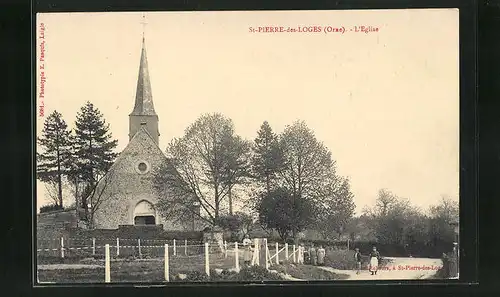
top-left (209, 269), bottom-right (238, 281)
top-left (324, 249), bottom-right (358, 270)
top-left (180, 270), bottom-right (211, 282)
top-left (273, 264), bottom-right (348, 280)
top-left (322, 248), bottom-right (391, 270)
top-left (40, 204), bottom-right (64, 213)
top-left (233, 266), bottom-right (284, 281)
top-left (171, 266), bottom-right (283, 282)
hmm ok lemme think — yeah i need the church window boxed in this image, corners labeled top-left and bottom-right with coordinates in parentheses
top-left (135, 160), bottom-right (150, 174)
top-left (138, 162), bottom-right (147, 172)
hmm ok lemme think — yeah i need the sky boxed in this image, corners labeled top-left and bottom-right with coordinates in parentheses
top-left (36, 9), bottom-right (460, 215)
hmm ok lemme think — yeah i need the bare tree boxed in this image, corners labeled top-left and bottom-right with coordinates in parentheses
top-left (43, 180), bottom-right (62, 206)
top-left (82, 167), bottom-right (120, 229)
top-left (153, 113), bottom-right (251, 227)
top-left (278, 120), bottom-right (336, 201)
top-left (273, 120), bottom-right (338, 239)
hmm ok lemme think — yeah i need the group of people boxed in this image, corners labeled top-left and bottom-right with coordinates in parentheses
top-left (240, 235), bottom-right (382, 275)
top-left (302, 243), bottom-right (326, 266)
top-left (354, 246), bottom-right (381, 275)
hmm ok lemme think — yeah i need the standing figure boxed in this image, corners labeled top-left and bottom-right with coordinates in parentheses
top-left (369, 246), bottom-right (381, 275)
top-left (310, 244), bottom-right (318, 266)
top-left (354, 248), bottom-right (362, 274)
top-left (297, 244), bottom-right (304, 264)
top-left (317, 245), bottom-right (326, 266)
top-left (303, 244), bottom-right (310, 264)
top-left (242, 234), bottom-right (252, 266)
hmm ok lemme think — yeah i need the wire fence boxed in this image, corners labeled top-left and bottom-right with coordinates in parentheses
top-left (37, 237), bottom-right (307, 282)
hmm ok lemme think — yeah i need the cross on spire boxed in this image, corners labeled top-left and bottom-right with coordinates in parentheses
top-left (140, 13), bottom-right (147, 41)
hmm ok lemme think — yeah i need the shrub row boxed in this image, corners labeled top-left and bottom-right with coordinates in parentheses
top-left (39, 204), bottom-right (64, 213)
top-left (171, 266), bottom-right (284, 282)
top-left (296, 239), bottom-right (453, 258)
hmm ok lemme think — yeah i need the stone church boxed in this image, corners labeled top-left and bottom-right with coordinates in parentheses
top-left (92, 37), bottom-right (199, 231)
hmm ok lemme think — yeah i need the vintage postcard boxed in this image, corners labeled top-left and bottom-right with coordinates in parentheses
top-left (35, 9), bottom-right (459, 283)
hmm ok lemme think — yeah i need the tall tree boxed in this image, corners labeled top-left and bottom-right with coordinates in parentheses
top-left (278, 120), bottom-right (336, 201)
top-left (428, 195), bottom-right (459, 247)
top-left (73, 101), bottom-right (118, 214)
top-left (251, 121), bottom-right (284, 194)
top-left (37, 111), bottom-right (73, 207)
top-left (315, 177), bottom-right (356, 239)
top-left (220, 134), bottom-right (252, 215)
top-left (154, 113), bottom-right (250, 227)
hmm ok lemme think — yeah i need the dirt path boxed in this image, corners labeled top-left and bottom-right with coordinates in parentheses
top-left (38, 264), bottom-right (104, 270)
top-left (319, 257), bottom-right (442, 280)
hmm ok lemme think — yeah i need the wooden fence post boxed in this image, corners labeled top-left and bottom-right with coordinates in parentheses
top-left (275, 242), bottom-right (279, 264)
top-left (265, 238), bottom-right (269, 270)
top-left (116, 238), bottom-right (120, 257)
top-left (293, 245), bottom-right (296, 263)
top-left (204, 242), bottom-right (210, 276)
top-left (164, 244), bottom-right (169, 282)
top-left (224, 241), bottom-right (228, 258)
top-left (173, 239), bottom-right (176, 256)
top-left (105, 244), bottom-right (110, 283)
top-left (234, 242), bottom-right (239, 271)
top-left (138, 239), bottom-right (142, 258)
top-left (60, 237), bottom-right (65, 258)
top-left (92, 238), bottom-right (96, 256)
top-left (253, 238), bottom-right (259, 266)
top-left (285, 243), bottom-right (289, 261)
top-left (184, 239), bottom-right (187, 256)
top-left (347, 238), bottom-right (350, 251)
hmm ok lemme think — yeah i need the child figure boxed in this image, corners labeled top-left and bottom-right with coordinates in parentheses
top-left (317, 245), bottom-right (326, 266)
top-left (242, 234), bottom-right (252, 266)
top-left (309, 244), bottom-right (318, 266)
top-left (354, 248), bottom-right (362, 274)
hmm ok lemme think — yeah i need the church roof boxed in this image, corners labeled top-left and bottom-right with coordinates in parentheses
top-left (130, 37), bottom-right (157, 116)
top-left (105, 126), bottom-right (167, 176)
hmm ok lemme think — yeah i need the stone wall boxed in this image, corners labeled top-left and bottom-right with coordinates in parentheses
top-left (37, 208), bottom-right (78, 240)
top-left (68, 225), bottom-right (204, 241)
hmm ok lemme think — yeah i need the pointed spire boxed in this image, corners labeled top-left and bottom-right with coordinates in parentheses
top-left (131, 33), bottom-right (156, 116)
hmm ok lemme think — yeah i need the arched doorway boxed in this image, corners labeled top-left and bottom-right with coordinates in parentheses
top-left (133, 200), bottom-right (156, 225)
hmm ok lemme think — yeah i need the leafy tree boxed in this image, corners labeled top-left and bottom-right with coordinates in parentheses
top-left (251, 121), bottom-right (284, 194)
top-left (220, 134), bottom-right (252, 215)
top-left (270, 120), bottom-right (339, 239)
top-left (216, 212), bottom-right (254, 240)
top-left (315, 177), bottom-right (356, 239)
top-left (364, 189), bottom-right (430, 246)
top-left (73, 101), bottom-right (118, 216)
top-left (154, 113), bottom-right (251, 227)
top-left (37, 111), bottom-right (73, 207)
top-left (428, 196), bottom-right (459, 247)
top-left (278, 120), bottom-right (336, 201)
top-left (257, 187), bottom-right (315, 240)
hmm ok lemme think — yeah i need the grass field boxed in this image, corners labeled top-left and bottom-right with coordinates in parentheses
top-left (38, 254), bottom-right (233, 283)
top-left (37, 245), bottom-right (359, 283)
top-left (38, 254), bottom-right (349, 283)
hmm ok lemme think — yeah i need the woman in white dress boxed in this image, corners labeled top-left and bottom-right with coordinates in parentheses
top-left (369, 246), bottom-right (381, 275)
top-left (242, 234), bottom-right (253, 266)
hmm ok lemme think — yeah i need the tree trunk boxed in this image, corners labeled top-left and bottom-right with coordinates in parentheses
top-left (228, 185), bottom-right (233, 215)
top-left (58, 171), bottom-right (63, 207)
top-left (57, 148), bottom-right (63, 207)
top-left (214, 189), bottom-right (220, 223)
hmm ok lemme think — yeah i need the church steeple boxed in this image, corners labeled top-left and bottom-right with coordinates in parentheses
top-left (131, 38), bottom-right (156, 116)
top-left (129, 22), bottom-right (160, 145)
